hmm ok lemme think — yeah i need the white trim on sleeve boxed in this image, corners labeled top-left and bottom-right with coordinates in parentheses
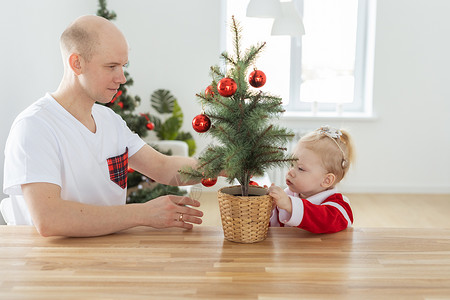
top-left (280, 195), bottom-right (304, 227)
top-left (322, 202), bottom-right (353, 228)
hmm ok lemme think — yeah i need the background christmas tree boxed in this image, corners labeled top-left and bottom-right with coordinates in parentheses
top-left (96, 0), bottom-right (195, 203)
top-left (181, 17), bottom-right (296, 197)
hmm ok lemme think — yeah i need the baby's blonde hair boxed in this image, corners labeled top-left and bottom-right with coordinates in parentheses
top-left (298, 127), bottom-right (355, 184)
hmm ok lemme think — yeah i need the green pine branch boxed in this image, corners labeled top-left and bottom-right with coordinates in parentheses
top-left (210, 66), bottom-right (225, 79)
top-left (221, 52), bottom-right (236, 66)
top-left (243, 42), bottom-right (266, 66)
top-left (230, 16), bottom-right (242, 61)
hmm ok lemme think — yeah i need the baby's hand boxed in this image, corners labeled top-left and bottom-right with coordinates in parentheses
top-left (268, 183), bottom-right (292, 213)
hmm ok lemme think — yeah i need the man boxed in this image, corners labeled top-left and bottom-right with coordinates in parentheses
top-left (3, 15), bottom-right (204, 237)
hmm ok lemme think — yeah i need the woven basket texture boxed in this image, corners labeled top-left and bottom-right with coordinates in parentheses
top-left (217, 185), bottom-right (273, 243)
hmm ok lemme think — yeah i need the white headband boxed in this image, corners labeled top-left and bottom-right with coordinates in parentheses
top-left (317, 126), bottom-right (348, 168)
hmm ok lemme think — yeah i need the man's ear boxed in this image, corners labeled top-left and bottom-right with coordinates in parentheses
top-left (68, 53), bottom-right (82, 75)
top-left (322, 173), bottom-right (336, 188)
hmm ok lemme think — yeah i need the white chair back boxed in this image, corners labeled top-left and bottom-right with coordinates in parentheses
top-left (0, 198), bottom-right (14, 225)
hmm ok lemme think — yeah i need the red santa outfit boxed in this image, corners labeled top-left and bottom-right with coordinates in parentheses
top-left (270, 187), bottom-right (353, 233)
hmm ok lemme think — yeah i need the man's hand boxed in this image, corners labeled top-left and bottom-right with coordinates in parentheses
top-left (140, 195), bottom-right (203, 230)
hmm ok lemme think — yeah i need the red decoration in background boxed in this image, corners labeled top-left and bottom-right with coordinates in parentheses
top-left (192, 114), bottom-right (211, 133)
top-left (128, 167), bottom-right (135, 173)
top-left (117, 102), bottom-right (124, 109)
top-left (140, 113), bottom-right (154, 131)
top-left (249, 180), bottom-right (259, 186)
top-left (248, 70), bottom-right (266, 88)
top-left (205, 85), bottom-right (215, 97)
top-left (201, 177), bottom-right (217, 187)
top-left (217, 77), bottom-right (237, 97)
top-left (110, 90), bottom-right (123, 103)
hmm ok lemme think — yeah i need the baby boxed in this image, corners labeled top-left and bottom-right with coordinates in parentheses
top-left (269, 126), bottom-right (355, 233)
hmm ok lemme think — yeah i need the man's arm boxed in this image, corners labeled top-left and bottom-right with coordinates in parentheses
top-left (129, 144), bottom-right (199, 186)
top-left (22, 182), bottom-right (203, 237)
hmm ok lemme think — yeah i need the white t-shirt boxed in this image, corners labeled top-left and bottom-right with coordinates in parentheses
top-left (3, 93), bottom-right (146, 225)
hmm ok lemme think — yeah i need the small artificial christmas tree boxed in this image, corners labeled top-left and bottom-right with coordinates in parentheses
top-left (181, 17), bottom-right (296, 197)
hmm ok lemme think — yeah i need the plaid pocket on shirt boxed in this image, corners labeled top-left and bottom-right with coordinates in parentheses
top-left (107, 148), bottom-right (128, 189)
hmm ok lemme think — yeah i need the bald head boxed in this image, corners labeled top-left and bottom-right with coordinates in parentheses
top-left (60, 15), bottom-right (126, 62)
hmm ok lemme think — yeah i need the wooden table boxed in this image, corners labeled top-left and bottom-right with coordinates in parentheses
top-left (1, 226), bottom-right (449, 299)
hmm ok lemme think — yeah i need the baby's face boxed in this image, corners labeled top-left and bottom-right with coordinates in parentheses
top-left (286, 144), bottom-right (330, 198)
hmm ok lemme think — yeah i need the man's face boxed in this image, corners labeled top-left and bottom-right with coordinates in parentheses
top-left (79, 36), bottom-right (128, 104)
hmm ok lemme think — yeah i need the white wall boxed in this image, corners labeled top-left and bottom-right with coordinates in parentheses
top-left (1, 0), bottom-right (449, 198)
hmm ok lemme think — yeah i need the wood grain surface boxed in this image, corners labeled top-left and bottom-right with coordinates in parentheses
top-left (1, 226), bottom-right (449, 299)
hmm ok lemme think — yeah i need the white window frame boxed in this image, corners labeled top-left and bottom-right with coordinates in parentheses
top-left (285, 0), bottom-right (377, 117)
top-left (224, 0), bottom-right (377, 118)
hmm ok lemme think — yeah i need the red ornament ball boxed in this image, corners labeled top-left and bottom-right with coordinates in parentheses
top-left (248, 70), bottom-right (266, 88)
top-left (201, 177), bottom-right (217, 187)
top-left (192, 114), bottom-right (211, 133)
top-left (205, 85), bottom-right (215, 97)
top-left (146, 122), bottom-right (155, 130)
top-left (217, 77), bottom-right (237, 97)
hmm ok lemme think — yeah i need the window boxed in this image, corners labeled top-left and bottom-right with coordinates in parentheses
top-left (226, 0), bottom-right (376, 117)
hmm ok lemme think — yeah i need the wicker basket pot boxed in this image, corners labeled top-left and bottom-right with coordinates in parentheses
top-left (217, 185), bottom-right (273, 243)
